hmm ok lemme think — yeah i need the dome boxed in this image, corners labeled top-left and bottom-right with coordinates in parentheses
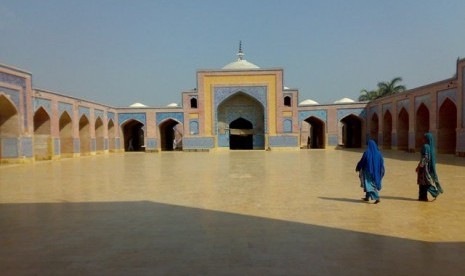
top-left (129, 102), bottom-right (148, 108)
top-left (334, 97), bottom-right (355, 104)
top-left (299, 99), bottom-right (319, 106)
top-left (222, 59), bottom-right (260, 70)
top-left (222, 41), bottom-right (260, 70)
top-left (166, 103), bottom-right (179, 107)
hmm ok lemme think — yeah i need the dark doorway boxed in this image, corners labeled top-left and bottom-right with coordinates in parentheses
top-left (304, 116), bottom-right (325, 149)
top-left (122, 120), bottom-right (144, 151)
top-left (159, 119), bottom-right (182, 151)
top-left (229, 118), bottom-right (253, 150)
top-left (341, 115), bottom-right (362, 148)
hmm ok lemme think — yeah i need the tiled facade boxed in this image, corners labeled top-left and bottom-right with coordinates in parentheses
top-left (1, 58), bottom-right (464, 162)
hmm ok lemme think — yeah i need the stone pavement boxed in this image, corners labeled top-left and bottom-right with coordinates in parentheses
top-left (1, 150), bottom-right (464, 275)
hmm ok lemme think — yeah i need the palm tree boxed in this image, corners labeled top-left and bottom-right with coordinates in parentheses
top-left (376, 77), bottom-right (406, 98)
top-left (358, 89), bottom-right (379, 101)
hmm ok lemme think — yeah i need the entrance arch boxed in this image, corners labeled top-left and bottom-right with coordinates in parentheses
top-left (303, 116), bottom-right (325, 149)
top-left (0, 94), bottom-right (20, 160)
top-left (229, 117), bottom-right (253, 150)
top-left (415, 103), bottom-right (429, 151)
top-left (59, 111), bottom-right (73, 156)
top-left (383, 111), bottom-right (392, 149)
top-left (159, 119), bottom-right (183, 151)
top-left (95, 117), bottom-right (104, 152)
top-left (340, 114), bottom-right (362, 148)
top-left (33, 107), bottom-right (51, 160)
top-left (79, 115), bottom-right (91, 155)
top-left (122, 119), bottom-right (144, 152)
top-left (370, 113), bottom-right (379, 143)
top-left (108, 119), bottom-right (115, 151)
top-left (397, 107), bottom-right (409, 151)
top-left (438, 98), bottom-right (457, 154)
top-left (217, 92), bottom-right (265, 150)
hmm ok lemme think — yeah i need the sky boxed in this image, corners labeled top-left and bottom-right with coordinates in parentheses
top-left (1, 0), bottom-right (464, 107)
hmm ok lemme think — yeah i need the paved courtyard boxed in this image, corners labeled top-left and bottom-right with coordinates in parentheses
top-left (1, 150), bottom-right (464, 275)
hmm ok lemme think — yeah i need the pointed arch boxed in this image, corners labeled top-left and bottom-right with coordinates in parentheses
top-left (229, 117), bottom-right (253, 149)
top-left (340, 114), bottom-right (363, 148)
top-left (438, 98), bottom-right (457, 154)
top-left (122, 119), bottom-right (145, 151)
top-left (415, 103), bottom-right (429, 151)
top-left (33, 107), bottom-right (52, 160)
top-left (95, 117), bottom-right (104, 152)
top-left (303, 116), bottom-right (326, 149)
top-left (383, 110), bottom-right (392, 149)
top-left (59, 111), bottom-right (73, 156)
top-left (0, 94), bottom-right (20, 160)
top-left (217, 92), bottom-right (265, 149)
top-left (108, 119), bottom-right (115, 151)
top-left (79, 115), bottom-right (91, 155)
top-left (159, 118), bottom-right (183, 151)
top-left (0, 94), bottom-right (20, 137)
top-left (397, 107), bottom-right (409, 151)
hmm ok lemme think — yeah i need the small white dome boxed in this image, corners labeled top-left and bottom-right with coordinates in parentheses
top-left (299, 99), bottom-right (319, 106)
top-left (166, 103), bottom-right (179, 107)
top-left (222, 59), bottom-right (260, 70)
top-left (284, 86), bottom-right (290, 90)
top-left (129, 102), bottom-right (148, 108)
top-left (334, 98), bottom-right (355, 104)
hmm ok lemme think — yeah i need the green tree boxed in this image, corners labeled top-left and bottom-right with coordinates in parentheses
top-left (376, 77), bottom-right (406, 98)
top-left (358, 89), bottom-right (379, 101)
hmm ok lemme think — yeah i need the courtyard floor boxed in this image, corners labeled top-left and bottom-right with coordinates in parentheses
top-left (0, 150), bottom-right (464, 275)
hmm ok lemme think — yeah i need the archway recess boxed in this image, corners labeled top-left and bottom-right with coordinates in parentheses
top-left (340, 114), bottom-right (362, 148)
top-left (415, 104), bottom-right (429, 152)
top-left (122, 119), bottom-right (145, 152)
top-left (217, 92), bottom-right (265, 150)
top-left (303, 116), bottom-right (325, 149)
top-left (33, 107), bottom-right (51, 160)
top-left (159, 119), bottom-right (183, 151)
top-left (437, 98), bottom-right (457, 154)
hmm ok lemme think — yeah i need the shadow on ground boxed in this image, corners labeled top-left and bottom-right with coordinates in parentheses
top-left (0, 201), bottom-right (463, 275)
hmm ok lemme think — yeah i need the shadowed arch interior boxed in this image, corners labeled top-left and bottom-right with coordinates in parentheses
top-left (340, 114), bottom-right (362, 148)
top-left (122, 120), bottom-right (144, 152)
top-left (79, 116), bottom-right (91, 155)
top-left (438, 98), bottom-right (457, 154)
top-left (415, 104), bottom-right (429, 151)
top-left (108, 119), bottom-right (115, 151)
top-left (59, 111), bottom-right (73, 155)
top-left (95, 117), bottom-right (104, 152)
top-left (33, 107), bottom-right (51, 160)
top-left (0, 94), bottom-right (20, 137)
top-left (159, 119), bottom-right (182, 151)
top-left (229, 117), bottom-right (253, 150)
top-left (304, 116), bottom-right (325, 149)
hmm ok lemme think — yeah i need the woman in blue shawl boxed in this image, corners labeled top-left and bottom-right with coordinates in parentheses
top-left (416, 132), bottom-right (444, 201)
top-left (356, 140), bottom-right (385, 204)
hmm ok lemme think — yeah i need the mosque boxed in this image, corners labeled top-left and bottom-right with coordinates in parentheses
top-left (1, 45), bottom-right (464, 162)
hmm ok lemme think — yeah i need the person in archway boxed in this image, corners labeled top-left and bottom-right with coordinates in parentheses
top-left (416, 132), bottom-right (444, 201)
top-left (356, 139), bottom-right (385, 204)
top-left (127, 137), bottom-right (134, 151)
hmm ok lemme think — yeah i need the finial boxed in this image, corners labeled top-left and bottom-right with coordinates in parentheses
top-left (237, 40), bottom-right (244, 60)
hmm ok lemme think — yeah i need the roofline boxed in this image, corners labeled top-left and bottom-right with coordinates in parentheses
top-left (0, 63), bottom-right (32, 75)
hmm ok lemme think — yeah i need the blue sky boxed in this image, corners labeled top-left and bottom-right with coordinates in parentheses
top-left (1, 0), bottom-right (464, 107)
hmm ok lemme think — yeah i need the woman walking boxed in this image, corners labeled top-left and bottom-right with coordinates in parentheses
top-left (356, 140), bottom-right (385, 204)
top-left (416, 132), bottom-right (444, 201)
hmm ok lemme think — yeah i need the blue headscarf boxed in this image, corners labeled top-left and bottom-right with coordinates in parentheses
top-left (364, 140), bottom-right (385, 190)
top-left (423, 132), bottom-right (438, 180)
